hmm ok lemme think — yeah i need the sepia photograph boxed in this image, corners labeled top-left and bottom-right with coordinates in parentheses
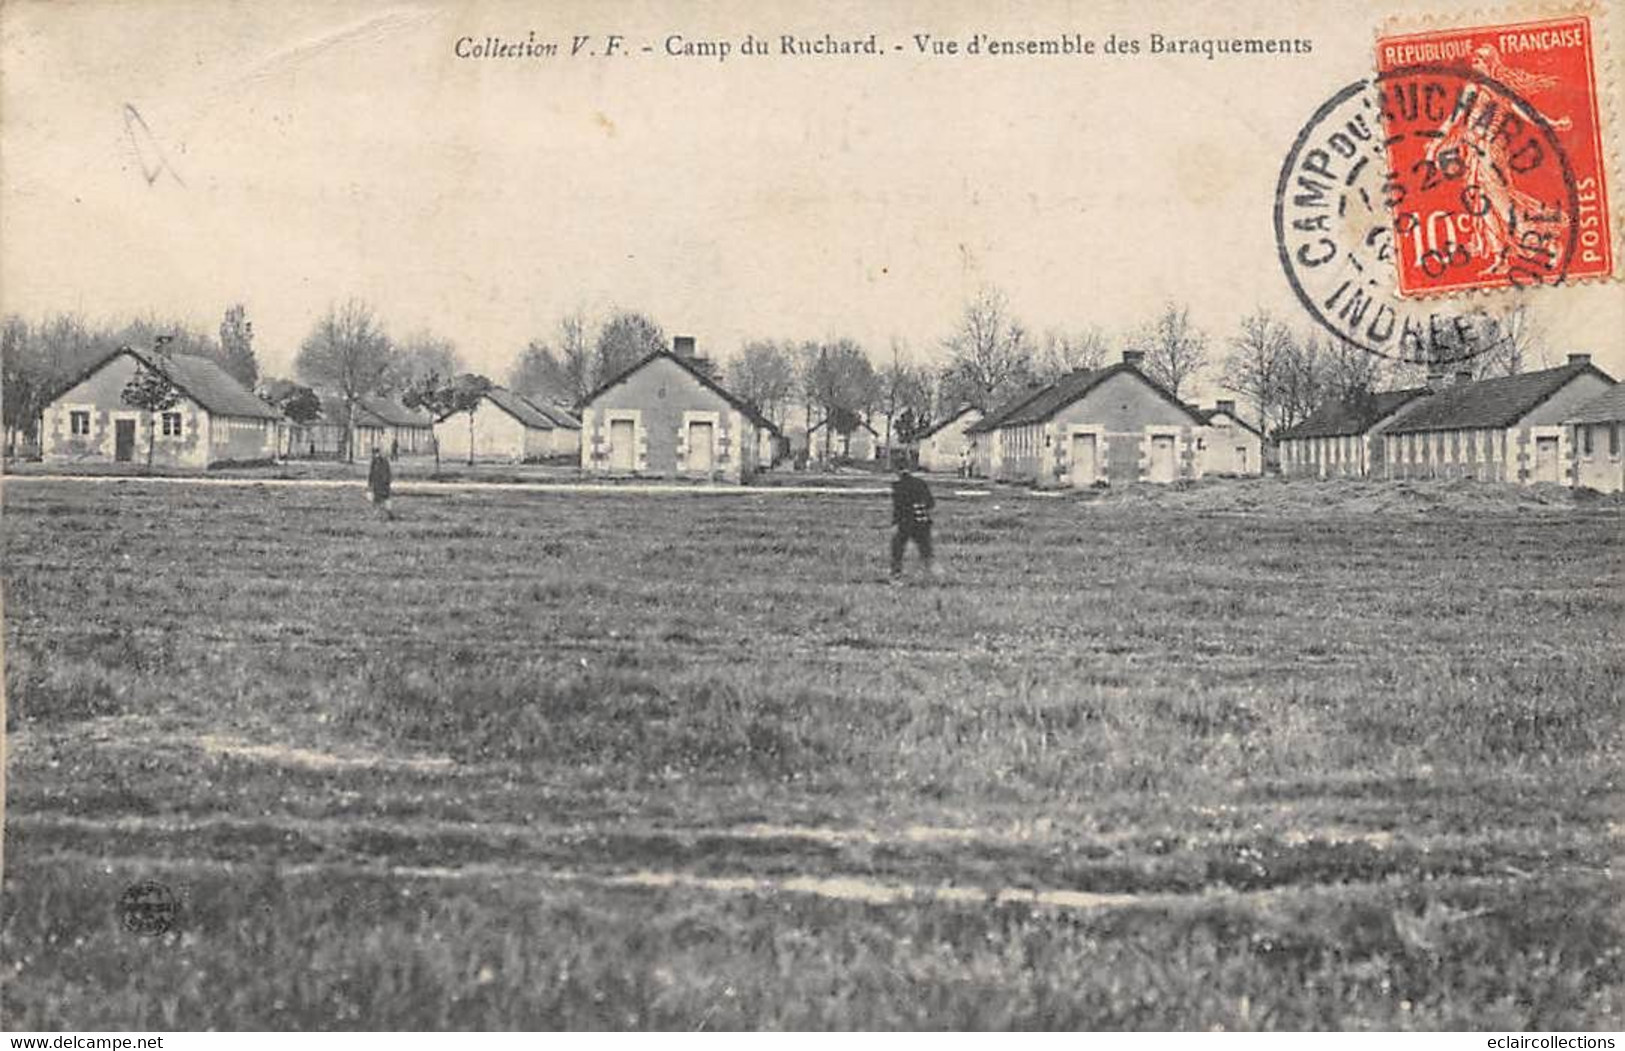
top-left (1, 0), bottom-right (1622, 1034)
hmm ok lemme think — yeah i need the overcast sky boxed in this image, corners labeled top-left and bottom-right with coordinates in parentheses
top-left (3, 0), bottom-right (1620, 402)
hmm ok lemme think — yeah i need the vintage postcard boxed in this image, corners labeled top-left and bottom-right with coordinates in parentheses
top-left (2, 0), bottom-right (1621, 1035)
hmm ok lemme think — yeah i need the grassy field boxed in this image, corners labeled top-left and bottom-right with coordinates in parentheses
top-left (2, 476), bottom-right (1621, 1029)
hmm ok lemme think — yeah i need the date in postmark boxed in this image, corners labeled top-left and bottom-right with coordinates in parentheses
top-left (1376, 15), bottom-right (1612, 294)
top-left (1275, 63), bottom-right (1576, 363)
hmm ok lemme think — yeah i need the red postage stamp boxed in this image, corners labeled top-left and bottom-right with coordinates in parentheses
top-left (1376, 16), bottom-right (1612, 295)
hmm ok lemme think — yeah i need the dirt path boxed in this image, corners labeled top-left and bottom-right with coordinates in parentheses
top-left (4, 473), bottom-right (985, 497)
top-left (195, 734), bottom-right (456, 774)
top-left (33, 845), bottom-right (1556, 916)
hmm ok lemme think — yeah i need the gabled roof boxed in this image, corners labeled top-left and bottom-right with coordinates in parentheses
top-left (583, 349), bottom-right (775, 431)
top-left (53, 347), bottom-right (282, 421)
top-left (480, 386), bottom-right (555, 430)
top-left (1381, 363), bottom-right (1613, 435)
top-left (318, 394), bottom-right (385, 428)
top-left (916, 405), bottom-right (982, 441)
top-left (1197, 407), bottom-right (1264, 438)
top-left (156, 353), bottom-right (284, 421)
top-left (1565, 383), bottom-right (1625, 424)
top-left (359, 394), bottom-right (433, 429)
top-left (974, 363), bottom-right (1209, 432)
top-left (1276, 388), bottom-right (1430, 440)
top-left (529, 400), bottom-right (581, 430)
top-left (965, 384), bottom-right (1054, 435)
top-left (751, 410), bottom-right (783, 436)
top-left (807, 415), bottom-right (879, 437)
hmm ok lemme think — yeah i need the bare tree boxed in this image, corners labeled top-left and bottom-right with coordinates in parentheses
top-left (511, 311), bottom-right (596, 407)
top-left (1319, 337), bottom-right (1385, 402)
top-left (594, 310), bottom-right (666, 388)
top-left (876, 339), bottom-right (933, 449)
top-left (218, 304), bottom-right (258, 388)
top-left (1, 313), bottom-right (105, 457)
top-left (557, 310), bottom-right (594, 403)
top-left (1, 316), bottom-right (34, 458)
top-left (935, 362), bottom-right (991, 418)
top-left (942, 286), bottom-right (1034, 409)
top-left (294, 299), bottom-right (395, 462)
top-left (1130, 303), bottom-right (1209, 397)
top-left (807, 339), bottom-right (877, 459)
top-left (1274, 333), bottom-right (1330, 430)
top-left (792, 340), bottom-right (822, 456)
top-left (106, 316), bottom-right (223, 366)
top-left (508, 340), bottom-right (568, 404)
top-left (1221, 309), bottom-right (1293, 432)
top-left (1474, 304), bottom-right (1549, 377)
top-left (728, 340), bottom-right (797, 427)
top-left (385, 330), bottom-right (462, 394)
top-left (1034, 326), bottom-right (1110, 382)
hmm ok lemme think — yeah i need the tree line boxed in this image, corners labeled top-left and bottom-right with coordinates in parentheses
top-left (698, 288), bottom-right (1546, 447)
top-left (2, 307), bottom-right (258, 456)
top-left (3, 288), bottom-right (1551, 460)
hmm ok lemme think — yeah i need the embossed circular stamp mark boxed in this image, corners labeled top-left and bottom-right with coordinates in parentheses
top-left (118, 879), bottom-right (179, 937)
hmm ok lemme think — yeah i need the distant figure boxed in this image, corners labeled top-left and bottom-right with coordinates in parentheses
top-left (890, 468), bottom-right (936, 580)
top-left (367, 448), bottom-right (394, 520)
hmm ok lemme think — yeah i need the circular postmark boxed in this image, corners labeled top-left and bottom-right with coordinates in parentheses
top-left (1275, 64), bottom-right (1580, 365)
top-left (117, 879), bottom-right (179, 937)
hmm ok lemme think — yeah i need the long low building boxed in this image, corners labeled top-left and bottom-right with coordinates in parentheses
top-left (433, 386), bottom-right (579, 463)
top-left (1375, 355), bottom-right (1613, 484)
top-left (916, 406), bottom-right (982, 474)
top-left (1276, 388), bottom-right (1430, 478)
top-left (1567, 385), bottom-right (1625, 493)
top-left (297, 395), bottom-right (435, 460)
top-left (965, 350), bottom-right (1256, 486)
top-left (43, 344), bottom-right (281, 467)
top-left (1277, 354), bottom-right (1615, 484)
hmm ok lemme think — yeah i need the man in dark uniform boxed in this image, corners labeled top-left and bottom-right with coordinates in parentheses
top-left (367, 448), bottom-right (394, 520)
top-left (890, 468), bottom-right (936, 580)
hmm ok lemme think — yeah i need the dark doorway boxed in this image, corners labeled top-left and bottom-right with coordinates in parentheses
top-left (114, 419), bottom-right (136, 463)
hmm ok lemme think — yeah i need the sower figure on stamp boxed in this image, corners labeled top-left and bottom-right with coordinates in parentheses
top-left (367, 448), bottom-right (394, 520)
top-left (890, 468), bottom-right (936, 581)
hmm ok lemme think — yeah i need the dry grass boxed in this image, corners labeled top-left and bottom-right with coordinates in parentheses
top-left (3, 478), bottom-right (1621, 1029)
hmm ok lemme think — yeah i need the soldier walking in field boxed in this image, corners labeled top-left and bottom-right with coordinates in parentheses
top-left (367, 448), bottom-right (394, 520)
top-left (890, 467), bottom-right (936, 581)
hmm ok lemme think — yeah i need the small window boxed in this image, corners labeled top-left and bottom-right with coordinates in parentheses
top-left (69, 410), bottom-right (91, 436)
top-left (161, 412), bottom-right (183, 437)
top-left (1581, 425), bottom-right (1594, 457)
top-left (1612, 424), bottom-right (1621, 458)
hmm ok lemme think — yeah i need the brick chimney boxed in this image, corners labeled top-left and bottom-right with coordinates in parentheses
top-left (1426, 366), bottom-right (1449, 391)
top-left (1122, 349), bottom-right (1144, 367)
top-left (1568, 352), bottom-right (1592, 365)
top-left (1215, 399), bottom-right (1236, 415)
top-left (672, 335), bottom-right (696, 358)
top-left (1454, 369), bottom-right (1474, 385)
